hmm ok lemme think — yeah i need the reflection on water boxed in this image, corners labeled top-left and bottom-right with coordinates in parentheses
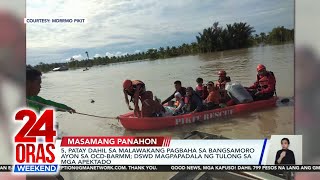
top-left (40, 44), bottom-right (293, 180)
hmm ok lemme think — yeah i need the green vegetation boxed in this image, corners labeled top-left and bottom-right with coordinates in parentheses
top-left (252, 26), bottom-right (294, 45)
top-left (30, 22), bottom-right (294, 73)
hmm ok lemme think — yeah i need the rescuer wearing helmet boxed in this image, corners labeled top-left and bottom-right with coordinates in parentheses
top-left (246, 64), bottom-right (276, 101)
top-left (215, 70), bottom-right (233, 105)
top-left (123, 79), bottom-right (146, 117)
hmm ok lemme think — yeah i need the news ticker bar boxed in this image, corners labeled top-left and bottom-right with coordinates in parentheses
top-left (3, 165), bottom-right (320, 172)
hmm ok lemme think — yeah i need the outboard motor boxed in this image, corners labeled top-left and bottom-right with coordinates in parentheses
top-left (225, 82), bottom-right (253, 104)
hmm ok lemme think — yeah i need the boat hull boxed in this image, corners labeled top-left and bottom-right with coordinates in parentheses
top-left (118, 97), bottom-right (278, 130)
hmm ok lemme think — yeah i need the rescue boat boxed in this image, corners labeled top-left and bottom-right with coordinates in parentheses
top-left (118, 96), bottom-right (278, 130)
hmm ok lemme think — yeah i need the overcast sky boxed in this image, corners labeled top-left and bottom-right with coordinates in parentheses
top-left (26, 0), bottom-right (294, 65)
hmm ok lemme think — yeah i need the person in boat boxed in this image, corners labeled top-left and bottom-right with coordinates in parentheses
top-left (195, 77), bottom-right (208, 100)
top-left (215, 70), bottom-right (234, 106)
top-left (183, 87), bottom-right (205, 114)
top-left (161, 80), bottom-right (186, 106)
top-left (141, 91), bottom-right (166, 117)
top-left (203, 81), bottom-right (221, 110)
top-left (173, 92), bottom-right (185, 115)
top-left (246, 64), bottom-right (276, 101)
top-left (27, 67), bottom-right (76, 113)
top-left (123, 79), bottom-right (146, 117)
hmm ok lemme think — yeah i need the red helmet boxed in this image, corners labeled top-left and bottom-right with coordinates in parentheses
top-left (256, 64), bottom-right (266, 72)
top-left (218, 70), bottom-right (227, 76)
top-left (123, 80), bottom-right (132, 89)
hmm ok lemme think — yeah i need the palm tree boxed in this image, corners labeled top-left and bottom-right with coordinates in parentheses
top-left (190, 42), bottom-right (198, 53)
top-left (32, 22), bottom-right (293, 73)
top-left (260, 32), bottom-right (266, 43)
top-left (255, 34), bottom-right (259, 43)
top-left (159, 47), bottom-right (165, 58)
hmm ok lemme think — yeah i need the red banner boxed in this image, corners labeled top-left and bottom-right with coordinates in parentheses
top-left (60, 136), bottom-right (171, 147)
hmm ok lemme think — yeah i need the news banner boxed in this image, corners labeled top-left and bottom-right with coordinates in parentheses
top-left (9, 109), bottom-right (320, 174)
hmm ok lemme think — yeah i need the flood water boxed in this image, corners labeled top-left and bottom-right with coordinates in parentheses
top-left (40, 44), bottom-right (294, 180)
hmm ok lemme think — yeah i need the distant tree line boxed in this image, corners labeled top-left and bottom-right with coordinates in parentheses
top-left (30, 22), bottom-right (294, 73)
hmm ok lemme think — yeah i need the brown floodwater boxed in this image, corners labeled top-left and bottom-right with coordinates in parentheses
top-left (39, 44), bottom-right (294, 180)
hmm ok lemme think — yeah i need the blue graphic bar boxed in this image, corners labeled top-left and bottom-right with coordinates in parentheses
top-left (14, 164), bottom-right (58, 173)
top-left (259, 138), bottom-right (268, 165)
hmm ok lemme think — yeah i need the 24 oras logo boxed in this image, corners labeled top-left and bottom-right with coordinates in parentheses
top-left (13, 108), bottom-right (59, 174)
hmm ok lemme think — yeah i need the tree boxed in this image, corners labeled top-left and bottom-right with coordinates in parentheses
top-left (268, 26), bottom-right (294, 44)
top-left (31, 22), bottom-right (293, 73)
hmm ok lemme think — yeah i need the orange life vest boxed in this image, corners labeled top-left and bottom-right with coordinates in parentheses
top-left (215, 81), bottom-right (227, 90)
top-left (258, 76), bottom-right (269, 87)
top-left (215, 80), bottom-right (228, 100)
top-left (174, 101), bottom-right (180, 107)
top-left (256, 71), bottom-right (276, 93)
